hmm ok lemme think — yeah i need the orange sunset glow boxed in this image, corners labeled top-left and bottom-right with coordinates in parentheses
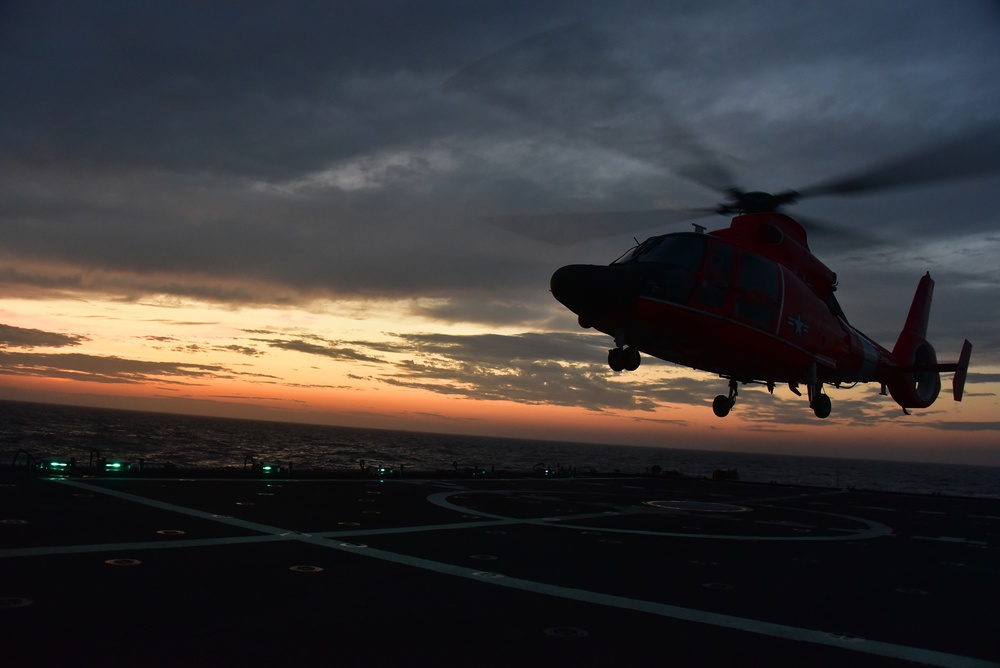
top-left (2, 289), bottom-right (997, 465)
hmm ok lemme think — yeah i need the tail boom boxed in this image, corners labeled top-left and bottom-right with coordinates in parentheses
top-left (880, 273), bottom-right (971, 410)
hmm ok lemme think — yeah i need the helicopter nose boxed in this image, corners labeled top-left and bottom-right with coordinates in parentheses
top-left (550, 264), bottom-right (642, 320)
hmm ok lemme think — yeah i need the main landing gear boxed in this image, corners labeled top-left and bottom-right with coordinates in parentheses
top-left (809, 385), bottom-right (832, 419)
top-left (805, 363), bottom-right (832, 419)
top-left (712, 376), bottom-right (833, 419)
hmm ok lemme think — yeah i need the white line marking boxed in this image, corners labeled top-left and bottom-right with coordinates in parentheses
top-left (0, 535), bottom-right (286, 559)
top-left (312, 539), bottom-right (996, 668)
top-left (52, 478), bottom-right (294, 535)
top-left (913, 536), bottom-right (988, 546)
top-left (426, 492), bottom-right (894, 542)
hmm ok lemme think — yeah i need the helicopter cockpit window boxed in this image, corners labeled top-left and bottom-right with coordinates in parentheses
top-left (619, 234), bottom-right (705, 270)
top-left (619, 234), bottom-right (706, 305)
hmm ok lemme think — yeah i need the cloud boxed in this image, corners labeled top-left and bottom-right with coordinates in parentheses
top-left (0, 351), bottom-right (228, 385)
top-left (361, 332), bottom-right (701, 413)
top-left (917, 421), bottom-right (1000, 432)
top-left (258, 337), bottom-right (387, 365)
top-left (967, 372), bottom-right (1000, 384)
top-left (407, 296), bottom-right (561, 328)
top-left (0, 323), bottom-right (86, 349)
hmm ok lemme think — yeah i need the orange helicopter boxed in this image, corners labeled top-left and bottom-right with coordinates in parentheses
top-left (539, 136), bottom-right (993, 419)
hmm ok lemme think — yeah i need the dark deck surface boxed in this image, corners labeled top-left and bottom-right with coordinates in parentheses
top-left (2, 469), bottom-right (998, 667)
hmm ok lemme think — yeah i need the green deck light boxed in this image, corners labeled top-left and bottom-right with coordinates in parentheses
top-left (39, 460), bottom-right (70, 471)
top-left (255, 462), bottom-right (287, 476)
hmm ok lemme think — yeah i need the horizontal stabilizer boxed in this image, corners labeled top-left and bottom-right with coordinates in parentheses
top-left (953, 339), bottom-right (972, 402)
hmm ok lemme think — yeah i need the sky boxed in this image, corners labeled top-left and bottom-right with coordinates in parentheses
top-left (2, 0), bottom-right (1000, 465)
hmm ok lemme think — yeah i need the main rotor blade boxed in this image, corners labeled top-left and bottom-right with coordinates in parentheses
top-left (792, 213), bottom-right (887, 251)
top-left (448, 24), bottom-right (737, 195)
top-left (797, 122), bottom-right (1000, 198)
top-left (486, 208), bottom-right (717, 244)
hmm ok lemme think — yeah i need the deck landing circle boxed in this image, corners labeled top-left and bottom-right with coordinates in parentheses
top-left (644, 500), bottom-right (751, 513)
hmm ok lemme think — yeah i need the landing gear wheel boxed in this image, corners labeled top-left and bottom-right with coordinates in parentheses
top-left (608, 348), bottom-right (626, 372)
top-left (811, 393), bottom-right (832, 419)
top-left (713, 379), bottom-right (739, 418)
top-left (623, 347), bottom-right (641, 371)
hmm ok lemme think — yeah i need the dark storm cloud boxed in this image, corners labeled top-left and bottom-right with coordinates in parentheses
top-left (2, 0), bottom-right (999, 363)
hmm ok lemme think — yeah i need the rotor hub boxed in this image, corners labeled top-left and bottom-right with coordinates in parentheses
top-left (719, 189), bottom-right (800, 215)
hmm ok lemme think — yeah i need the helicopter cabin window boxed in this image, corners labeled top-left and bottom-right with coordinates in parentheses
top-left (694, 240), bottom-right (734, 309)
top-left (734, 251), bottom-right (780, 331)
top-left (620, 234), bottom-right (706, 305)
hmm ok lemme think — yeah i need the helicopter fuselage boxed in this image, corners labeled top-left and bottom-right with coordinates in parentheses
top-left (550, 213), bottom-right (969, 418)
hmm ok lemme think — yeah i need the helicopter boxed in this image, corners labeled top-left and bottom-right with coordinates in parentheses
top-left (541, 137), bottom-right (991, 420)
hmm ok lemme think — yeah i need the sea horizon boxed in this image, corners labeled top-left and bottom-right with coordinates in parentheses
top-left (3, 398), bottom-right (998, 499)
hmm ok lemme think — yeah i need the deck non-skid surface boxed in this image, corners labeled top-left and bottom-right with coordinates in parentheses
top-left (2, 472), bottom-right (998, 666)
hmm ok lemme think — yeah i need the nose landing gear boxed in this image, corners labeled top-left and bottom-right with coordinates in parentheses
top-left (608, 346), bottom-right (641, 372)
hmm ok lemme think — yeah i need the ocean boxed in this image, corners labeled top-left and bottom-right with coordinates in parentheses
top-left (2, 400), bottom-right (998, 498)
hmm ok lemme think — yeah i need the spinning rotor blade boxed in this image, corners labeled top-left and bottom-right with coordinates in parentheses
top-left (792, 213), bottom-right (887, 249)
top-left (449, 24), bottom-right (737, 196)
top-left (486, 207), bottom-right (717, 244)
top-left (797, 122), bottom-right (1000, 199)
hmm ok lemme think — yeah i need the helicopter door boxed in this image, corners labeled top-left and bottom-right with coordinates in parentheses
top-left (733, 251), bottom-right (781, 333)
top-left (694, 240), bottom-right (734, 310)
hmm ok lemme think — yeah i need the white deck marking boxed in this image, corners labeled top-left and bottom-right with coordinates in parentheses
top-left (4, 477), bottom-right (991, 668)
top-left (426, 491), bottom-right (894, 541)
top-left (0, 534), bottom-right (287, 559)
top-left (913, 536), bottom-right (987, 546)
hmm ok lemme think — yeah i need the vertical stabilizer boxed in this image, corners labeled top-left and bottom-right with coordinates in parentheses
top-left (896, 271), bottom-right (934, 348)
top-left (888, 272), bottom-right (941, 409)
top-left (885, 273), bottom-right (972, 409)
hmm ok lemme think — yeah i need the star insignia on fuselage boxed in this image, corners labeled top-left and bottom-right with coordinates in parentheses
top-left (787, 313), bottom-right (809, 337)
